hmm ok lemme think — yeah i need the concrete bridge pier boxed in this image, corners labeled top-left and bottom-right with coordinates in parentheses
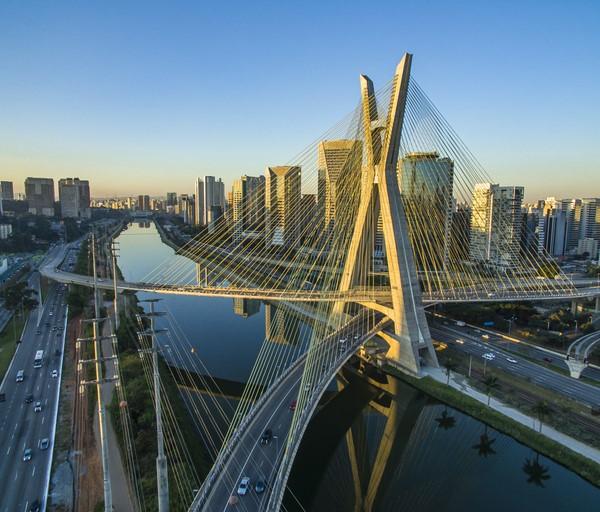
top-left (571, 300), bottom-right (579, 315)
top-left (565, 358), bottom-right (586, 379)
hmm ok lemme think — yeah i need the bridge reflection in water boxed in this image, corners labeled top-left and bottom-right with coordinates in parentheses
top-left (172, 360), bottom-right (600, 512)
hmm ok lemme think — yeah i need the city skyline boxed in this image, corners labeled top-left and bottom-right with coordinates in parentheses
top-left (1, 1), bottom-right (599, 200)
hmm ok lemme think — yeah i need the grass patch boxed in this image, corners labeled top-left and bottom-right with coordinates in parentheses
top-left (384, 364), bottom-right (600, 488)
top-left (0, 313), bottom-right (27, 382)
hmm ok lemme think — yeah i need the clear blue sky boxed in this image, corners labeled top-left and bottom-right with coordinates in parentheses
top-left (1, 0), bottom-right (599, 200)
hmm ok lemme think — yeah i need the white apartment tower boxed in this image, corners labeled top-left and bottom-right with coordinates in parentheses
top-left (470, 183), bottom-right (524, 269)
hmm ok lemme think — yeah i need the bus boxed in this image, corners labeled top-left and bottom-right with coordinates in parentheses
top-left (34, 350), bottom-right (44, 369)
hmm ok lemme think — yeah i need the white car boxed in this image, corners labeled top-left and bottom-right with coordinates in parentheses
top-left (51, 370), bottom-right (58, 378)
top-left (506, 357), bottom-right (518, 364)
top-left (482, 353), bottom-right (495, 361)
top-left (455, 339), bottom-right (464, 345)
top-left (237, 476), bottom-right (251, 496)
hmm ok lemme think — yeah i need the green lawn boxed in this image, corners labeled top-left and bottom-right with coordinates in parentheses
top-left (0, 313), bottom-right (27, 383)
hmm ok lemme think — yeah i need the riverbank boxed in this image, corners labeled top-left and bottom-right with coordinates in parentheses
top-left (385, 364), bottom-right (600, 487)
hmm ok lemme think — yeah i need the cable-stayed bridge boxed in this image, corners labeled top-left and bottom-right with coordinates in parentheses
top-left (40, 52), bottom-right (599, 511)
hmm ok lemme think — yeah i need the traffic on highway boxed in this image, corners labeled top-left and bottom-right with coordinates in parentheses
top-left (430, 320), bottom-right (600, 408)
top-left (0, 276), bottom-right (69, 511)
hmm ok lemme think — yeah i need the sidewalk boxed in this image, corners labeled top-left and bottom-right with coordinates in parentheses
top-left (424, 366), bottom-right (600, 465)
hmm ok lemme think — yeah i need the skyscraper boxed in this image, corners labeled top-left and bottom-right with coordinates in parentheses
top-left (580, 198), bottom-right (600, 242)
top-left (25, 177), bottom-right (55, 216)
top-left (317, 140), bottom-right (362, 232)
top-left (0, 181), bottom-right (14, 200)
top-left (179, 194), bottom-right (195, 225)
top-left (194, 178), bottom-right (204, 226)
top-left (265, 166), bottom-right (301, 248)
top-left (58, 178), bottom-right (91, 219)
top-left (231, 175), bottom-right (265, 242)
top-left (166, 192), bottom-right (177, 207)
top-left (137, 195), bottom-right (150, 211)
top-left (560, 198), bottom-right (582, 251)
top-left (399, 152), bottom-right (454, 270)
top-left (469, 183), bottom-right (524, 269)
top-left (203, 176), bottom-right (225, 225)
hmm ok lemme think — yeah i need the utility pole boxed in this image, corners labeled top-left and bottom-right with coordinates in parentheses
top-left (87, 231), bottom-right (114, 512)
top-left (138, 299), bottom-right (169, 512)
top-left (111, 240), bottom-right (120, 330)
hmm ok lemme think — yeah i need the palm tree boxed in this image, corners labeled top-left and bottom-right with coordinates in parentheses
top-left (531, 400), bottom-right (552, 433)
top-left (443, 358), bottom-right (457, 385)
top-left (435, 407), bottom-right (456, 430)
top-left (523, 453), bottom-right (551, 487)
top-left (482, 375), bottom-right (499, 406)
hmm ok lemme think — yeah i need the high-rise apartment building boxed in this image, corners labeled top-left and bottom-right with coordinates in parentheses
top-left (25, 177), bottom-right (55, 216)
top-left (179, 194), bottom-right (195, 225)
top-left (265, 166), bottom-right (301, 248)
top-left (203, 176), bottom-right (225, 225)
top-left (137, 195), bottom-right (150, 211)
top-left (399, 152), bottom-right (454, 270)
top-left (580, 198), bottom-right (600, 242)
top-left (58, 178), bottom-right (91, 219)
top-left (317, 140), bottom-right (362, 232)
top-left (0, 181), bottom-right (14, 200)
top-left (194, 178), bottom-right (204, 226)
top-left (231, 175), bottom-right (265, 242)
top-left (560, 198), bottom-right (582, 251)
top-left (470, 183), bottom-right (524, 269)
top-left (166, 192), bottom-right (177, 207)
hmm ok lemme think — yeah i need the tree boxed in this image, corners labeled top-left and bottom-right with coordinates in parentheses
top-left (2, 281), bottom-right (38, 342)
top-left (482, 375), bottom-right (499, 406)
top-left (531, 400), bottom-right (552, 433)
top-left (443, 358), bottom-right (457, 385)
top-left (523, 453), bottom-right (551, 487)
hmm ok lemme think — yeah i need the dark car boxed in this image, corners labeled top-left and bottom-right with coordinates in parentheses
top-left (260, 429), bottom-right (273, 445)
top-left (0, 393), bottom-right (5, 402)
top-left (255, 480), bottom-right (266, 494)
top-left (543, 357), bottom-right (553, 363)
top-left (25, 394), bottom-right (34, 404)
top-left (289, 400), bottom-right (297, 411)
top-left (29, 500), bottom-right (41, 512)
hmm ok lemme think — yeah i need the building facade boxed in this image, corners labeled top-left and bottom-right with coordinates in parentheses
top-left (399, 152), bottom-right (454, 271)
top-left (58, 178), bottom-right (91, 219)
top-left (0, 181), bottom-right (14, 200)
top-left (25, 177), bottom-right (55, 216)
top-left (265, 166), bottom-right (301, 248)
top-left (317, 140), bottom-right (362, 233)
top-left (470, 183), bottom-right (524, 269)
top-left (231, 175), bottom-right (265, 242)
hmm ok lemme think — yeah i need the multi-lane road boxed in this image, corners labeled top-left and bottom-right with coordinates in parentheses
top-left (0, 278), bottom-right (69, 511)
top-left (430, 321), bottom-right (600, 408)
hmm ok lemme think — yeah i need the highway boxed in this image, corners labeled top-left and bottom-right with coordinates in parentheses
top-left (0, 275), bottom-right (69, 511)
top-left (194, 312), bottom-right (383, 512)
top-left (430, 322), bottom-right (600, 408)
top-left (430, 318), bottom-right (600, 382)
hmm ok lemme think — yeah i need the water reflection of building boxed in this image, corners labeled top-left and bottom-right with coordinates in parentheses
top-left (232, 298), bottom-right (260, 318)
top-left (265, 303), bottom-right (300, 345)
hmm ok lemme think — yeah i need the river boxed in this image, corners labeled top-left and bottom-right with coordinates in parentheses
top-left (115, 221), bottom-right (600, 511)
